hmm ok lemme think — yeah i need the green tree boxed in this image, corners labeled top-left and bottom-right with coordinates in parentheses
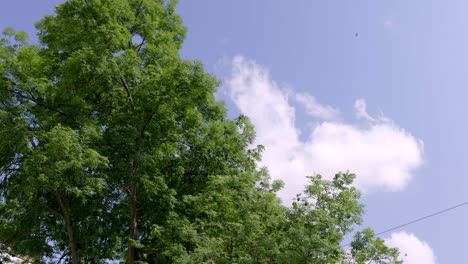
top-left (1, 0), bottom-right (253, 262)
top-left (0, 1), bottom-right (403, 263)
top-left (347, 228), bottom-right (402, 264)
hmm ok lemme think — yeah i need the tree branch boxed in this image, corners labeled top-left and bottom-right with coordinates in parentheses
top-left (8, 88), bottom-right (72, 118)
top-left (136, 37), bottom-right (146, 54)
top-left (140, 108), bottom-right (157, 139)
top-left (120, 77), bottom-right (135, 107)
top-left (114, 62), bottom-right (135, 109)
top-left (56, 250), bottom-right (69, 264)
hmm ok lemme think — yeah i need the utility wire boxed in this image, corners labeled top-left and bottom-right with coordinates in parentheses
top-left (374, 200), bottom-right (468, 236)
top-left (342, 200), bottom-right (468, 247)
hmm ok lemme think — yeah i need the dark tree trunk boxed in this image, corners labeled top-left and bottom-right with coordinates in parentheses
top-left (128, 183), bottom-right (137, 264)
top-left (55, 191), bottom-right (80, 264)
top-left (127, 158), bottom-right (140, 264)
top-left (64, 211), bottom-right (80, 264)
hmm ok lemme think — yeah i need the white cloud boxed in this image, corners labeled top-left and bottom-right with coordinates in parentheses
top-left (307, 121), bottom-right (423, 192)
top-left (227, 56), bottom-right (424, 202)
top-left (386, 232), bottom-right (437, 264)
top-left (354, 98), bottom-right (375, 122)
top-left (294, 93), bottom-right (340, 120)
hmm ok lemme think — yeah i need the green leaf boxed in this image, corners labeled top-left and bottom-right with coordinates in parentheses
top-left (2, 27), bottom-right (15, 36)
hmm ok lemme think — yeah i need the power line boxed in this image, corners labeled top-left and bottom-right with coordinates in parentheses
top-left (374, 200), bottom-right (468, 236)
top-left (342, 200), bottom-right (468, 247)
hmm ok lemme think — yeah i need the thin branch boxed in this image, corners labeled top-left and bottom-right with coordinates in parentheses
top-left (8, 88), bottom-right (72, 118)
top-left (114, 62), bottom-right (135, 109)
top-left (136, 36), bottom-right (146, 53)
top-left (120, 77), bottom-right (135, 107)
top-left (56, 250), bottom-right (69, 264)
top-left (140, 108), bottom-right (158, 139)
top-left (134, 0), bottom-right (144, 21)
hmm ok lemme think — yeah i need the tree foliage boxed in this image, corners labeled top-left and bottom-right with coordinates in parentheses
top-left (0, 1), bottom-right (402, 263)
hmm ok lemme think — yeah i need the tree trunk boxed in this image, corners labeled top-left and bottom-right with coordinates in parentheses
top-left (64, 210), bottom-right (80, 264)
top-left (55, 191), bottom-right (80, 264)
top-left (127, 182), bottom-right (137, 264)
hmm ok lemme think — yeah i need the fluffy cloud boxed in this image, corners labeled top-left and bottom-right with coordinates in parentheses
top-left (386, 232), bottom-right (437, 264)
top-left (354, 98), bottom-right (375, 122)
top-left (294, 93), bottom-right (340, 120)
top-left (226, 56), bottom-right (423, 202)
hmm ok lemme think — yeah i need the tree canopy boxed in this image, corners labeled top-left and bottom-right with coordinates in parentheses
top-left (0, 0), bottom-right (402, 263)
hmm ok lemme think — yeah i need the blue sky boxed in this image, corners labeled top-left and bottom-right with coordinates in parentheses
top-left (3, 1), bottom-right (468, 263)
